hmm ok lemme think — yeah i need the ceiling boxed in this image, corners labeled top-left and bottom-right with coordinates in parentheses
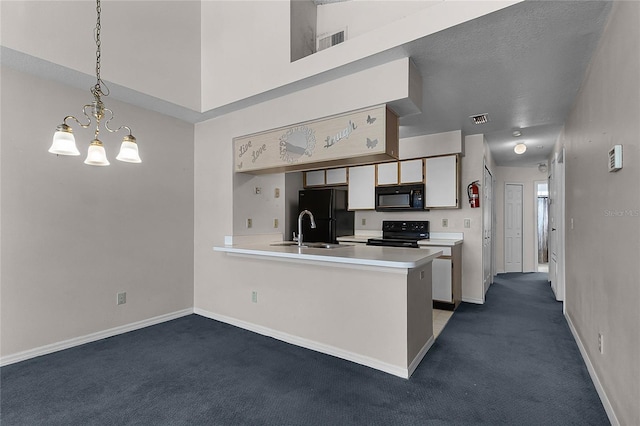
top-left (3, 1), bottom-right (611, 168)
top-left (397, 1), bottom-right (612, 167)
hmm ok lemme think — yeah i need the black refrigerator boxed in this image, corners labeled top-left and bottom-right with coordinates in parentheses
top-left (298, 188), bottom-right (354, 243)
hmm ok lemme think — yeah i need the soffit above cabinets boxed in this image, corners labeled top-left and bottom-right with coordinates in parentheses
top-left (234, 104), bottom-right (398, 174)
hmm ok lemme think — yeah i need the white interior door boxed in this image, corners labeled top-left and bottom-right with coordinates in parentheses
top-left (482, 166), bottom-right (493, 295)
top-left (504, 183), bottom-right (523, 272)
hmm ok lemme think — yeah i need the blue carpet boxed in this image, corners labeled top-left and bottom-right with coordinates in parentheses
top-left (1, 273), bottom-right (609, 425)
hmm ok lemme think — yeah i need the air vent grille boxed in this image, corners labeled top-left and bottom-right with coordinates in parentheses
top-left (317, 28), bottom-right (346, 51)
top-left (470, 113), bottom-right (490, 125)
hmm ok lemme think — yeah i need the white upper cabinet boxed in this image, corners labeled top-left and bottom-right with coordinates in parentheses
top-left (376, 162), bottom-right (398, 186)
top-left (304, 168), bottom-right (347, 187)
top-left (425, 155), bottom-right (459, 208)
top-left (348, 165), bottom-right (376, 210)
top-left (399, 159), bottom-right (424, 183)
top-left (304, 170), bottom-right (326, 187)
top-left (325, 168), bottom-right (348, 185)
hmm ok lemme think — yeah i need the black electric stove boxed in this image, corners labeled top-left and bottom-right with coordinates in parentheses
top-left (366, 220), bottom-right (429, 248)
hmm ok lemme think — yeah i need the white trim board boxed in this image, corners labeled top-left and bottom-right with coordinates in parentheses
top-left (565, 313), bottom-right (619, 426)
top-left (0, 309), bottom-right (193, 367)
top-left (194, 307), bottom-right (431, 379)
top-left (462, 296), bottom-right (484, 304)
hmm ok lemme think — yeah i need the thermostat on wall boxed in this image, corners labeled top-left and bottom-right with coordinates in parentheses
top-left (608, 145), bottom-right (622, 172)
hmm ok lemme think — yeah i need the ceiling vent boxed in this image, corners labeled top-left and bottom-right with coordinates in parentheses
top-left (317, 28), bottom-right (347, 52)
top-left (470, 113), bottom-right (490, 125)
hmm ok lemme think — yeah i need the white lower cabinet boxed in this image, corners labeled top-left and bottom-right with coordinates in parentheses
top-left (432, 258), bottom-right (452, 301)
top-left (423, 244), bottom-right (462, 310)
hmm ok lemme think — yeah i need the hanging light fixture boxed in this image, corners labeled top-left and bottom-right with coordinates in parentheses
top-left (48, 0), bottom-right (141, 166)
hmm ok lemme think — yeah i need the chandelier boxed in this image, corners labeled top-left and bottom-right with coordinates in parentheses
top-left (48, 0), bottom-right (141, 166)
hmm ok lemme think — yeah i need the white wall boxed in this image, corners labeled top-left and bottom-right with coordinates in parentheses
top-left (233, 172), bottom-right (285, 236)
top-left (316, 1), bottom-right (437, 40)
top-left (493, 166), bottom-right (547, 273)
top-left (0, 66), bottom-right (195, 358)
top-left (558, 2), bottom-right (640, 424)
top-left (1, 1), bottom-right (201, 111)
top-left (194, 57), bottom-right (437, 319)
top-left (200, 0), bottom-right (519, 112)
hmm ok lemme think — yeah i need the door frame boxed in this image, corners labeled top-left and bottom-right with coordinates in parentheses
top-left (482, 164), bottom-right (494, 298)
top-left (549, 150), bottom-right (566, 304)
top-left (504, 182), bottom-right (524, 273)
top-left (534, 180), bottom-right (549, 272)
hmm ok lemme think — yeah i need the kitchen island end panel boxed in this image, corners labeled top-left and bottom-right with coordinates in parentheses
top-left (210, 244), bottom-right (437, 378)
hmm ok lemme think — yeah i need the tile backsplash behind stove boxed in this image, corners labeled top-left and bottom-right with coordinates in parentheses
top-left (355, 208), bottom-right (478, 234)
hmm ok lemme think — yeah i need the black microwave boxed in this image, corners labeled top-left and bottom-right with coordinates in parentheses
top-left (375, 183), bottom-right (425, 211)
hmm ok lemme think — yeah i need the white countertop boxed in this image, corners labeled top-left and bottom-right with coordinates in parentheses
top-left (418, 239), bottom-right (463, 247)
top-left (214, 242), bottom-right (442, 269)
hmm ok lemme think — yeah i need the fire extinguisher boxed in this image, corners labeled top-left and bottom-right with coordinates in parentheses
top-left (467, 181), bottom-right (480, 208)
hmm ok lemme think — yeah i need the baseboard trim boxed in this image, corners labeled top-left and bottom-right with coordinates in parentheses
top-left (0, 308), bottom-right (194, 367)
top-left (194, 308), bottom-right (415, 379)
top-left (433, 300), bottom-right (455, 311)
top-left (461, 296), bottom-right (484, 304)
top-left (407, 335), bottom-right (435, 377)
top-left (565, 313), bottom-right (619, 426)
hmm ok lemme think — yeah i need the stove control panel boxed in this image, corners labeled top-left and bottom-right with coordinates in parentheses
top-left (381, 220), bottom-right (429, 239)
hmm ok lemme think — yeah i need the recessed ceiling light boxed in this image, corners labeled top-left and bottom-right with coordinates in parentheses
top-left (512, 130), bottom-right (522, 137)
top-left (514, 143), bottom-right (527, 154)
top-left (470, 113), bottom-right (490, 125)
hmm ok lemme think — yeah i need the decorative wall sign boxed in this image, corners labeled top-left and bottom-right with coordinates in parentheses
top-left (234, 105), bottom-right (398, 174)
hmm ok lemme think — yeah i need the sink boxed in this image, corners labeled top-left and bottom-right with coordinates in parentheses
top-left (269, 242), bottom-right (349, 249)
top-left (305, 242), bottom-right (345, 249)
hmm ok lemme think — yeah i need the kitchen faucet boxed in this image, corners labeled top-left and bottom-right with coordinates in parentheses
top-left (295, 210), bottom-right (316, 247)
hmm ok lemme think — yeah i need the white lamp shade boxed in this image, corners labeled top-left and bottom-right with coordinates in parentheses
top-left (49, 129), bottom-right (80, 156)
top-left (116, 139), bottom-right (141, 163)
top-left (84, 140), bottom-right (110, 166)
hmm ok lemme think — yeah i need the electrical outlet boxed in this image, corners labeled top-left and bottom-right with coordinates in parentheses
top-left (464, 218), bottom-right (471, 228)
top-left (117, 292), bottom-right (126, 305)
top-left (274, 188), bottom-right (280, 198)
top-left (598, 333), bottom-right (604, 354)
top-left (274, 218), bottom-right (279, 228)
top-left (247, 218), bottom-right (252, 228)
top-left (442, 218), bottom-right (448, 228)
top-left (361, 218), bottom-right (366, 226)
top-left (251, 291), bottom-right (258, 303)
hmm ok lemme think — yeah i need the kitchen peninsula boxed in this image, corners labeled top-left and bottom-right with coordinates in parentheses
top-left (213, 239), bottom-right (442, 378)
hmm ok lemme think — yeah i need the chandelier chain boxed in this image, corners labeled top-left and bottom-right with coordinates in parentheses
top-left (93, 0), bottom-right (106, 97)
